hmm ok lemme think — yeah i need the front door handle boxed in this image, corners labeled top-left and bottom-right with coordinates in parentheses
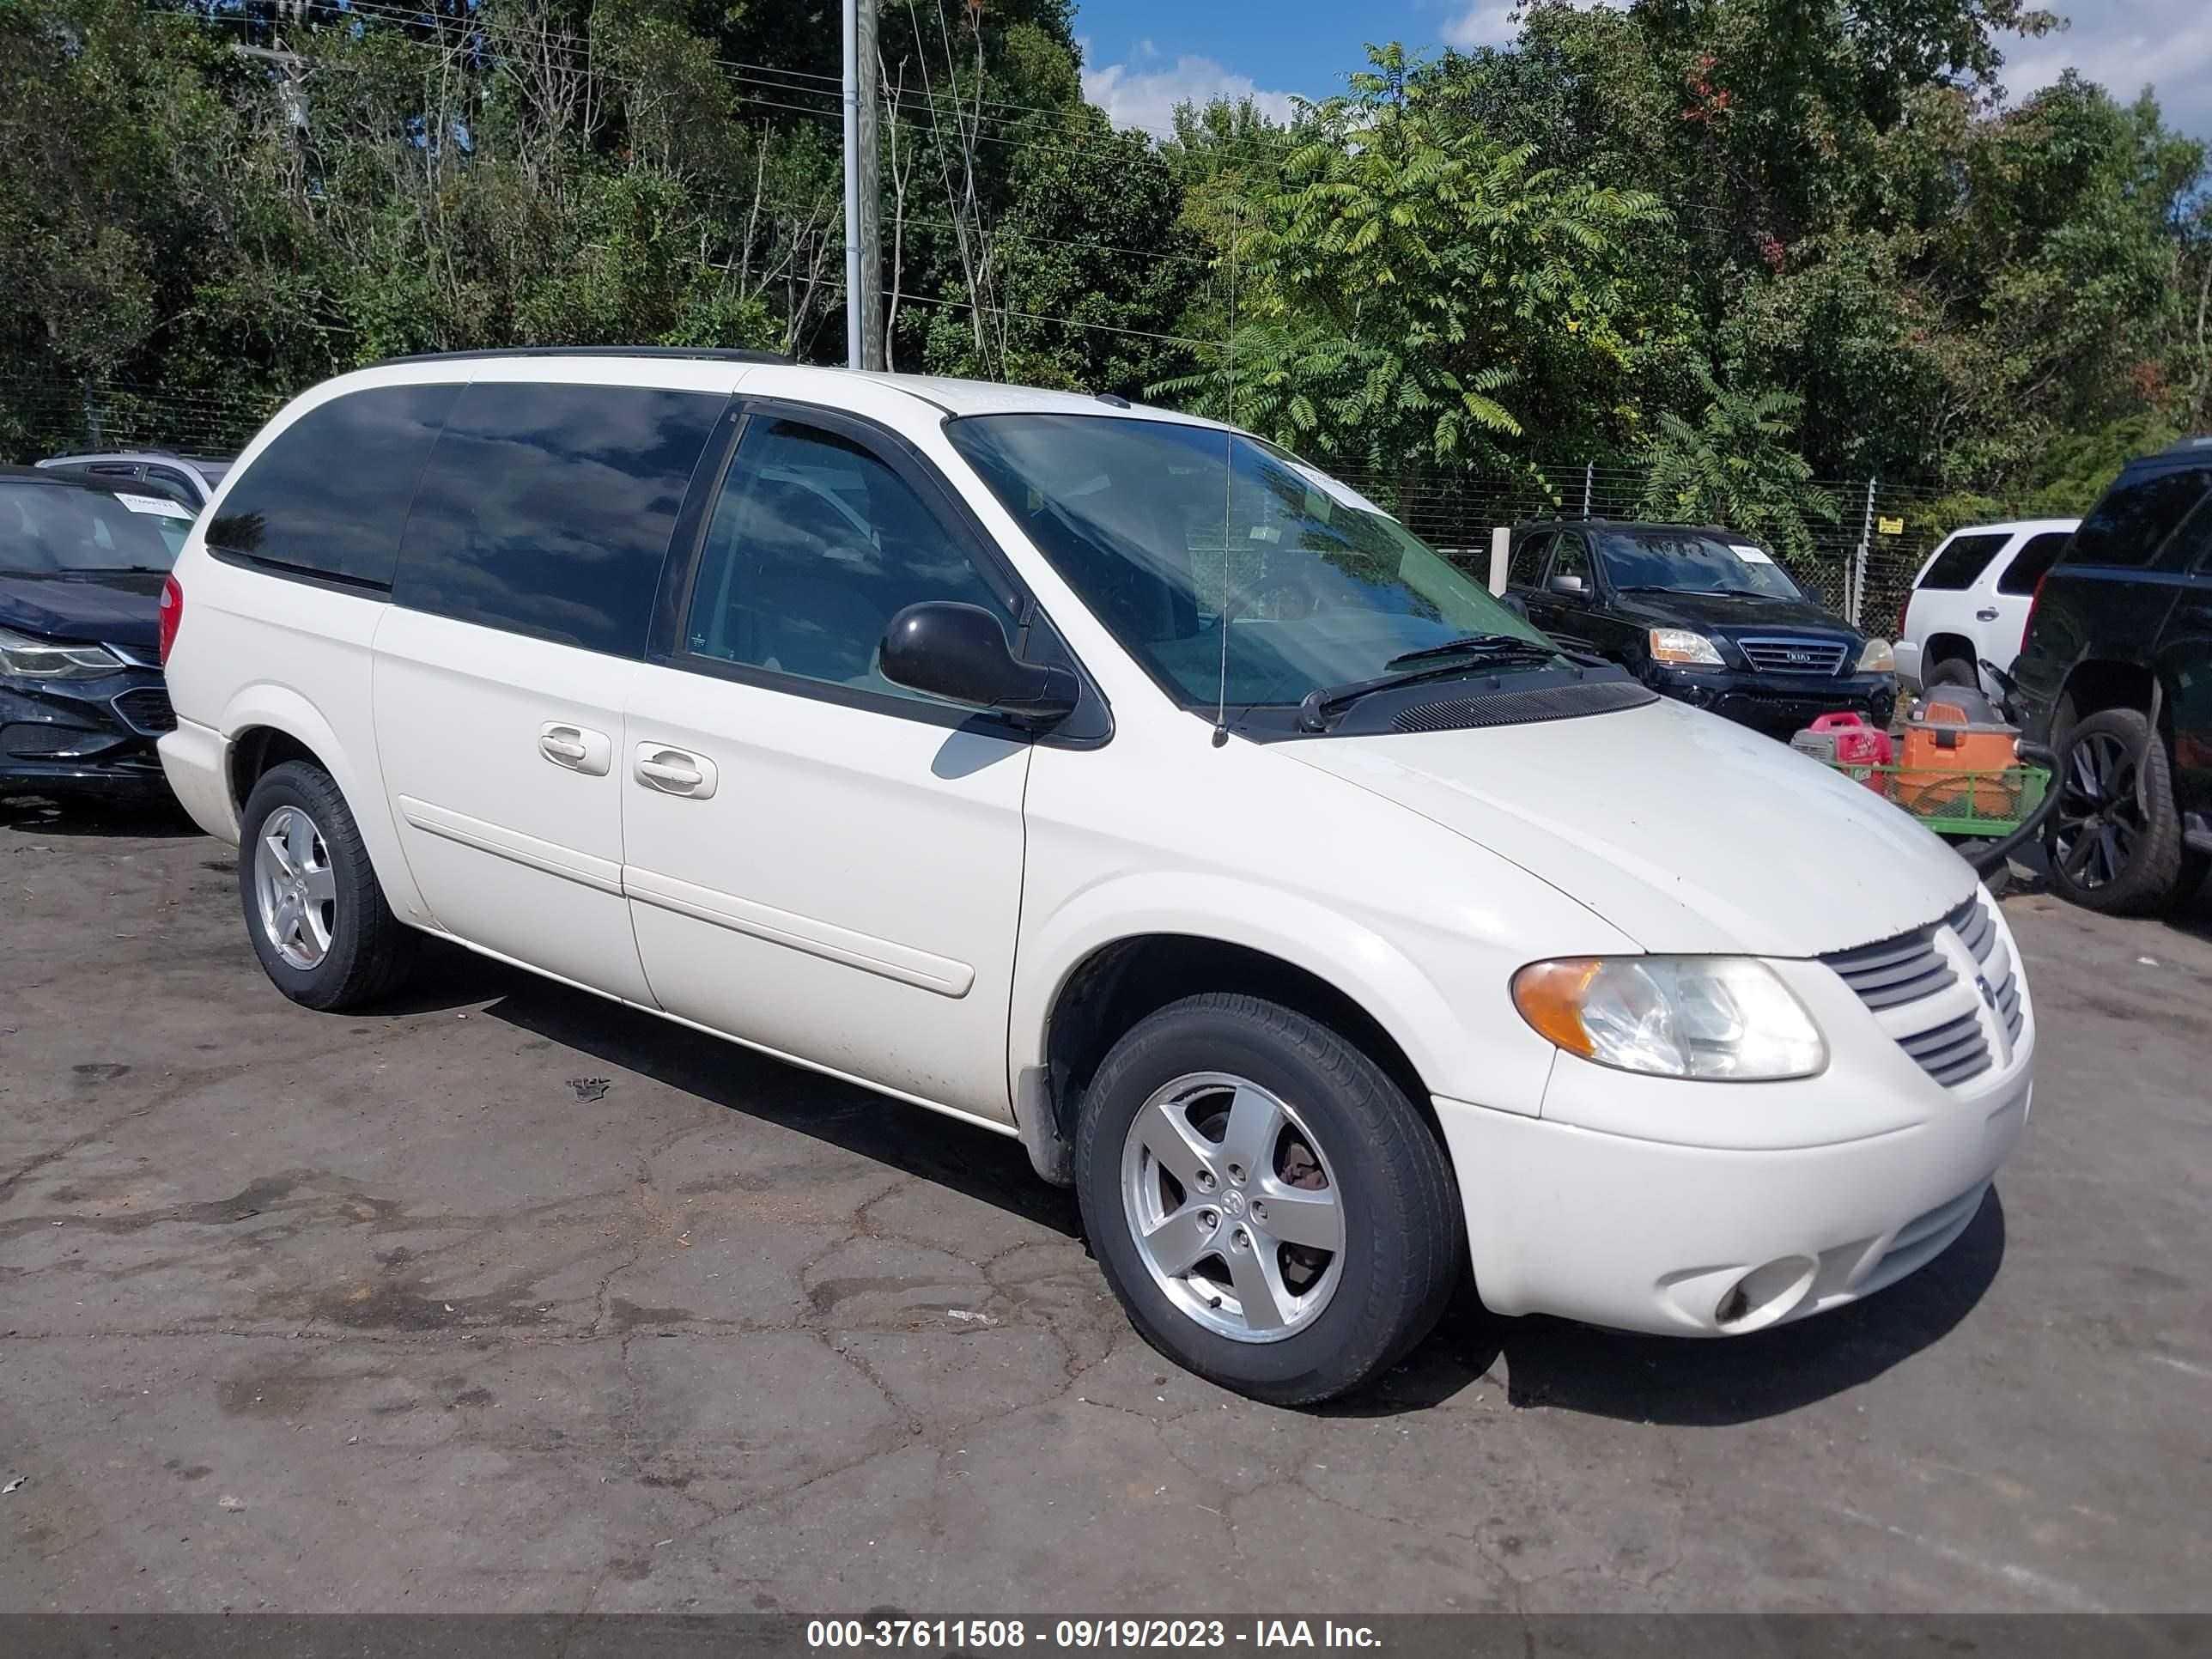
top-left (1976, 607), bottom-right (2001, 622)
top-left (538, 721), bottom-right (611, 777)
top-left (635, 744), bottom-right (718, 799)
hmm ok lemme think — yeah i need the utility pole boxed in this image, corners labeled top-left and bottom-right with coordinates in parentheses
top-left (842, 0), bottom-right (884, 371)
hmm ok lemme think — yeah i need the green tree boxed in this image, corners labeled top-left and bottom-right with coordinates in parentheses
top-left (1636, 360), bottom-right (1838, 555)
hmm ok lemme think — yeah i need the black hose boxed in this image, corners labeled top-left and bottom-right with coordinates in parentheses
top-left (1963, 739), bottom-right (2058, 878)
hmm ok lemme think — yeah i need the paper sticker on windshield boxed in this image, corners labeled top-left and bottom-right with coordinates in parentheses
top-left (1286, 459), bottom-right (1390, 522)
top-left (114, 492), bottom-right (194, 520)
top-left (1729, 543), bottom-right (1775, 564)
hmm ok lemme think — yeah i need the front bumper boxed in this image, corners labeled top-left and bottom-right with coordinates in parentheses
top-left (0, 669), bottom-right (174, 797)
top-left (1647, 665), bottom-right (1898, 735)
top-left (1433, 951), bottom-right (2034, 1336)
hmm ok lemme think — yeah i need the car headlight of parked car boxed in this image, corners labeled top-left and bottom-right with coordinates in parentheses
top-left (1511, 957), bottom-right (1828, 1080)
top-left (0, 623), bottom-right (125, 680)
top-left (1647, 628), bottom-right (1724, 667)
top-left (1856, 638), bottom-right (1896, 673)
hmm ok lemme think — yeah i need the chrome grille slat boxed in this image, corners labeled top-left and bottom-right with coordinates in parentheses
top-left (1822, 892), bottom-right (2021, 1089)
top-left (1737, 635), bottom-right (1849, 675)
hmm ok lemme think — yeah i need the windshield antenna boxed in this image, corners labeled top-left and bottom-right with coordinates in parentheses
top-left (1212, 204), bottom-right (1238, 750)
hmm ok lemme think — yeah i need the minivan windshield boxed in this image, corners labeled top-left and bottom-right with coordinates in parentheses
top-left (946, 414), bottom-right (1555, 709)
top-left (0, 482), bottom-right (187, 574)
top-left (1597, 529), bottom-right (1804, 601)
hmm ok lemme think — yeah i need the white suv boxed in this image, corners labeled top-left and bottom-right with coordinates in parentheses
top-left (156, 350), bottom-right (2035, 1402)
top-left (1894, 518), bottom-right (2078, 696)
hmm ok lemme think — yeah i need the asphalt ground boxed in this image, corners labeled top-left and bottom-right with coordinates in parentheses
top-left (2, 793), bottom-right (2208, 1613)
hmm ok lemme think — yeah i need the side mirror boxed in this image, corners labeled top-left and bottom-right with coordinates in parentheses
top-left (1547, 573), bottom-right (1588, 598)
top-left (880, 602), bottom-right (1079, 726)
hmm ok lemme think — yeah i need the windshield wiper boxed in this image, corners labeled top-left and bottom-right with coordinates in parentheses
top-left (1384, 633), bottom-right (1561, 670)
top-left (1297, 650), bottom-right (1573, 733)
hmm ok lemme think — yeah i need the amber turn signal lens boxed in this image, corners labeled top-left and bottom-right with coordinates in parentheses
top-left (1510, 958), bottom-right (1601, 1058)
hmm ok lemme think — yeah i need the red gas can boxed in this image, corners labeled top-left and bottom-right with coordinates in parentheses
top-left (1790, 712), bottom-right (1893, 793)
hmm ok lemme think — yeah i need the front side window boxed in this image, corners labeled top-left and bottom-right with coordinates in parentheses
top-left (685, 416), bottom-right (1018, 700)
top-left (945, 414), bottom-right (1549, 710)
top-left (1547, 532), bottom-right (1593, 587)
top-left (1919, 532), bottom-right (2011, 590)
top-left (393, 381), bottom-right (724, 657)
top-left (0, 483), bottom-right (183, 574)
top-left (210, 382), bottom-right (460, 587)
top-left (2067, 467), bottom-right (2212, 568)
top-left (1595, 530), bottom-right (1804, 601)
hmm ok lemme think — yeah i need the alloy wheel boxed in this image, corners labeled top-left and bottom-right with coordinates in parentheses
top-left (2052, 729), bottom-right (2145, 891)
top-left (1119, 1072), bottom-right (1346, 1343)
top-left (253, 805), bottom-right (337, 969)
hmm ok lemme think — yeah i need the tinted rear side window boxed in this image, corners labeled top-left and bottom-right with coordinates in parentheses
top-left (1508, 532), bottom-right (1551, 586)
top-left (392, 382), bottom-right (725, 657)
top-left (1917, 532), bottom-right (2011, 590)
top-left (208, 383), bottom-right (460, 588)
top-left (2065, 467), bottom-right (2212, 568)
top-left (1996, 531), bottom-right (2072, 595)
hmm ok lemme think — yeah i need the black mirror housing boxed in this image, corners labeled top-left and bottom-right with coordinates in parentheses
top-left (880, 602), bottom-right (1079, 726)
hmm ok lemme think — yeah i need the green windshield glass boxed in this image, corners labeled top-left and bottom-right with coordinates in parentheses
top-left (945, 414), bottom-right (1552, 708)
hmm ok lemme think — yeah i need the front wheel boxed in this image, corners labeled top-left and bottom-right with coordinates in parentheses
top-left (1073, 994), bottom-right (1462, 1405)
top-left (2045, 707), bottom-right (2189, 915)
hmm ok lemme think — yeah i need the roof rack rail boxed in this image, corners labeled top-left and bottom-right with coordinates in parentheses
top-left (378, 345), bottom-right (793, 368)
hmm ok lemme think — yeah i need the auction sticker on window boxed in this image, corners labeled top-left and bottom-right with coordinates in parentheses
top-left (1729, 543), bottom-right (1775, 564)
top-left (114, 492), bottom-right (194, 520)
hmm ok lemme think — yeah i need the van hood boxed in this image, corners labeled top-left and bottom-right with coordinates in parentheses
top-left (1285, 696), bottom-right (1976, 957)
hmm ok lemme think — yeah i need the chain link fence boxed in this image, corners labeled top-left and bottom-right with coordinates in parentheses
top-left (4, 374), bottom-right (2040, 636)
top-left (1335, 462), bottom-right (2040, 638)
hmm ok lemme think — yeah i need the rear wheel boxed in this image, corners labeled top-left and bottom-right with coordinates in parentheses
top-left (1925, 657), bottom-right (1978, 690)
top-left (1073, 994), bottom-right (1462, 1405)
top-left (2045, 707), bottom-right (2188, 915)
top-left (238, 761), bottom-right (415, 1009)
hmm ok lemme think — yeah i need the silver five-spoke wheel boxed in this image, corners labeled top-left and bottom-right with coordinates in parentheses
top-left (252, 805), bottom-right (337, 970)
top-left (1120, 1072), bottom-right (1345, 1342)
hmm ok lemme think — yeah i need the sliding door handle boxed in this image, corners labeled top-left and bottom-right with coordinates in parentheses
top-left (635, 744), bottom-right (718, 799)
top-left (538, 722), bottom-right (611, 776)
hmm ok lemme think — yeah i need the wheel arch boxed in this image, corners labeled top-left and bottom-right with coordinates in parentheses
top-left (2055, 657), bottom-right (2166, 744)
top-left (1922, 631), bottom-right (1978, 672)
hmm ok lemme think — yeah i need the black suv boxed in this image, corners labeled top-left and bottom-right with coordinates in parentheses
top-left (1503, 520), bottom-right (1895, 736)
top-left (2010, 434), bottom-right (2212, 915)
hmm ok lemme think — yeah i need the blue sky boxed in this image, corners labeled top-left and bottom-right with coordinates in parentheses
top-left (1074, 2), bottom-right (2212, 143)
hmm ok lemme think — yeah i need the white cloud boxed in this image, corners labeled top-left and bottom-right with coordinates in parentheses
top-left (1442, 1), bottom-right (1626, 53)
top-left (1082, 54), bottom-right (1301, 137)
top-left (2002, 0), bottom-right (2212, 138)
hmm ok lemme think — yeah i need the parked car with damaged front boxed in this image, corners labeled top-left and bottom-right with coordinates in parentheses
top-left (1, 465), bottom-right (193, 804)
top-left (157, 352), bottom-right (2033, 1403)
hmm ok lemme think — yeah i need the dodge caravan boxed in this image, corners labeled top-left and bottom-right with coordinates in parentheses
top-left (158, 350), bottom-right (2034, 1403)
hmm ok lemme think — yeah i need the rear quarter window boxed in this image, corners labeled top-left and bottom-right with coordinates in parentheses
top-left (208, 383), bottom-right (461, 588)
top-left (1917, 532), bottom-right (2011, 590)
top-left (2064, 467), bottom-right (2212, 568)
top-left (1996, 531), bottom-right (2072, 596)
top-left (390, 381), bottom-right (725, 658)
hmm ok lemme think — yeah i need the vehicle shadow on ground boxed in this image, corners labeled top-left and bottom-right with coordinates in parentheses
top-left (0, 793), bottom-right (202, 838)
top-left (408, 948), bottom-right (1084, 1240)
top-left (1345, 1191), bottom-right (2007, 1425)
top-left (379, 942), bottom-right (2002, 1423)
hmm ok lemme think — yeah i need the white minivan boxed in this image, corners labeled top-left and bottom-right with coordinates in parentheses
top-left (157, 350), bottom-right (2034, 1402)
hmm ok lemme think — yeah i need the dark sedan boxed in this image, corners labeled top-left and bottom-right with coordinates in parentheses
top-left (1503, 520), bottom-right (1897, 736)
top-left (0, 465), bottom-right (193, 803)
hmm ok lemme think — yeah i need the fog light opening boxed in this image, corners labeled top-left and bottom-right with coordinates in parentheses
top-left (1715, 1255), bottom-right (1820, 1332)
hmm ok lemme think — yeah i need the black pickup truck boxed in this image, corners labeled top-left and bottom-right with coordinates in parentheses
top-left (1502, 520), bottom-right (1896, 737)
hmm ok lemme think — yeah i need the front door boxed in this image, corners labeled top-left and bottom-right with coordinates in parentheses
top-left (622, 404), bottom-right (1035, 1123)
top-left (1532, 529), bottom-right (1601, 653)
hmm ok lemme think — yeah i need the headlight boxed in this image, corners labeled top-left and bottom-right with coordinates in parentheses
top-left (0, 623), bottom-right (123, 680)
top-left (1648, 628), bottom-right (1723, 667)
top-left (1857, 637), bottom-right (1896, 673)
top-left (1511, 957), bottom-right (1826, 1080)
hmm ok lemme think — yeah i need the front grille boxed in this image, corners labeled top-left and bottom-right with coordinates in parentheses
top-left (111, 686), bottom-right (175, 737)
top-left (1738, 636), bottom-right (1849, 675)
top-left (1391, 678), bottom-right (1656, 734)
top-left (1821, 891), bottom-right (2024, 1089)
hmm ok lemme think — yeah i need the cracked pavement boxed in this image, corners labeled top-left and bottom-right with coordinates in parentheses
top-left (2, 797), bottom-right (2209, 1613)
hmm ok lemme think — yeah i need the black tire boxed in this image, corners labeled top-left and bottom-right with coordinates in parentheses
top-left (237, 760), bottom-right (416, 1009)
top-left (1073, 994), bottom-right (1462, 1406)
top-left (2044, 707), bottom-right (2189, 915)
top-left (1925, 658), bottom-right (1978, 690)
